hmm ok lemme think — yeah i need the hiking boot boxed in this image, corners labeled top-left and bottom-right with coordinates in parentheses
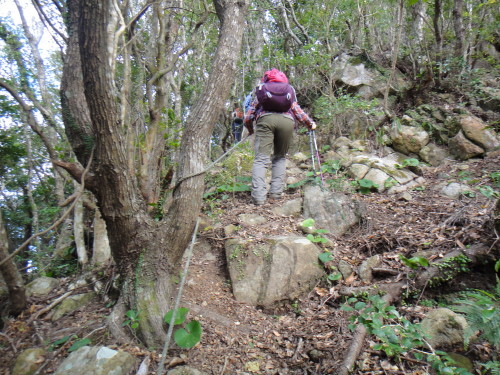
top-left (269, 193), bottom-right (282, 200)
top-left (253, 199), bottom-right (266, 206)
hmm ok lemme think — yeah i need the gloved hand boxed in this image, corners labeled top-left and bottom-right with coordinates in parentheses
top-left (310, 122), bottom-right (317, 130)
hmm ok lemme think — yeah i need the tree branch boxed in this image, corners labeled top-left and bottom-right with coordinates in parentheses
top-left (0, 148), bottom-right (95, 268)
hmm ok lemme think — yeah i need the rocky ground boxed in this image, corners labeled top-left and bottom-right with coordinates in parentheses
top-left (0, 152), bottom-right (498, 375)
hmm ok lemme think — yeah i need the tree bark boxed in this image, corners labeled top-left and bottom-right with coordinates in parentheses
top-left (433, 0), bottom-right (443, 81)
top-left (452, 0), bottom-right (466, 63)
top-left (67, 0), bottom-right (249, 347)
top-left (0, 211), bottom-right (27, 315)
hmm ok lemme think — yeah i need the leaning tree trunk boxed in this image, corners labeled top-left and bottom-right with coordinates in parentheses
top-left (0, 211), bottom-right (27, 315)
top-left (66, 0), bottom-right (249, 347)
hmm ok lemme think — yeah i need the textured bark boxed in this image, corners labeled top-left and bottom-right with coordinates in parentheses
top-left (67, 0), bottom-right (249, 346)
top-left (0, 211), bottom-right (27, 315)
top-left (452, 0), bottom-right (466, 61)
top-left (73, 195), bottom-right (88, 265)
top-left (91, 208), bottom-right (111, 266)
top-left (60, 0), bottom-right (94, 166)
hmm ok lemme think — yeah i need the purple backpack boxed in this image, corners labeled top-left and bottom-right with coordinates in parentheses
top-left (255, 82), bottom-right (296, 112)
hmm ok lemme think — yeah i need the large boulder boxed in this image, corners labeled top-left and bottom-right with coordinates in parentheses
top-left (331, 53), bottom-right (409, 100)
top-left (25, 276), bottom-right (60, 297)
top-left (225, 236), bottom-right (323, 307)
top-left (12, 348), bottom-right (46, 375)
top-left (421, 308), bottom-right (468, 348)
top-left (449, 131), bottom-right (485, 160)
top-left (459, 115), bottom-right (499, 151)
top-left (347, 153), bottom-right (424, 193)
top-left (419, 143), bottom-right (450, 166)
top-left (303, 185), bottom-right (362, 236)
top-left (54, 346), bottom-right (137, 375)
top-left (51, 292), bottom-right (96, 321)
top-left (390, 125), bottom-right (430, 155)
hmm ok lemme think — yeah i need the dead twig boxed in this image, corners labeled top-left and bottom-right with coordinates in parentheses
top-left (28, 291), bottom-right (73, 323)
top-left (0, 332), bottom-right (17, 353)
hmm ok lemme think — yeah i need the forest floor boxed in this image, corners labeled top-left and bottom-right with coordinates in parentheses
top-left (0, 153), bottom-right (498, 375)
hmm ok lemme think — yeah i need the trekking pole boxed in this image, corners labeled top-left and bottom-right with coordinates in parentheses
top-left (309, 130), bottom-right (325, 188)
top-left (308, 130), bottom-right (316, 172)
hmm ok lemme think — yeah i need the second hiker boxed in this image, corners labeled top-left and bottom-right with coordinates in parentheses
top-left (244, 68), bottom-right (317, 206)
top-left (231, 103), bottom-right (244, 143)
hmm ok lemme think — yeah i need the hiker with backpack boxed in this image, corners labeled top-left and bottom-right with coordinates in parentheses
top-left (244, 68), bottom-right (317, 206)
top-left (231, 103), bottom-right (244, 143)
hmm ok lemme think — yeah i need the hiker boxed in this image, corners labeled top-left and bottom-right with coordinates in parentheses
top-left (244, 68), bottom-right (316, 206)
top-left (244, 91), bottom-right (254, 113)
top-left (231, 103), bottom-right (244, 143)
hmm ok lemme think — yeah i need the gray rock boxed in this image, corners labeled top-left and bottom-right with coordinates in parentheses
top-left (449, 131), bottom-right (484, 160)
top-left (54, 346), bottom-right (137, 375)
top-left (52, 292), bottom-right (96, 321)
top-left (363, 169), bottom-right (391, 192)
top-left (225, 236), bottom-right (323, 306)
top-left (459, 115), bottom-right (499, 151)
top-left (332, 136), bottom-right (352, 149)
top-left (271, 198), bottom-right (303, 217)
top-left (397, 191), bottom-right (413, 201)
top-left (337, 260), bottom-right (354, 279)
top-left (440, 183), bottom-right (471, 199)
top-left (167, 366), bottom-right (209, 375)
top-left (387, 177), bottom-right (426, 195)
top-left (390, 125), bottom-right (430, 154)
top-left (291, 152), bottom-right (308, 163)
top-left (25, 276), bottom-right (60, 297)
top-left (303, 185), bottom-right (362, 237)
top-left (348, 163), bottom-right (370, 180)
top-left (421, 308), bottom-right (468, 348)
top-left (358, 255), bottom-right (382, 283)
top-left (224, 224), bottom-right (239, 236)
top-left (238, 214), bottom-right (267, 226)
top-left (12, 348), bottom-right (46, 375)
top-left (419, 144), bottom-right (449, 166)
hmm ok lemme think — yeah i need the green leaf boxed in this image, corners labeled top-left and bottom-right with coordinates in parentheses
top-left (164, 307), bottom-right (189, 325)
top-left (302, 218), bottom-right (315, 228)
top-left (174, 320), bottom-right (202, 348)
top-left (354, 301), bottom-right (367, 310)
top-left (125, 310), bottom-right (139, 319)
top-left (68, 338), bottom-right (91, 353)
top-left (318, 252), bottom-right (333, 263)
top-left (328, 272), bottom-right (342, 281)
top-left (359, 178), bottom-right (376, 188)
top-left (49, 335), bottom-right (73, 350)
top-left (399, 255), bottom-right (429, 269)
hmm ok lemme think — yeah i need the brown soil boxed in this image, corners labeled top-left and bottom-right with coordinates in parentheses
top-left (1, 154), bottom-right (498, 375)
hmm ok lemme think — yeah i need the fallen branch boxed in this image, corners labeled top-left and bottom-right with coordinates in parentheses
top-left (339, 282), bottom-right (405, 375)
top-left (28, 291), bottom-right (73, 323)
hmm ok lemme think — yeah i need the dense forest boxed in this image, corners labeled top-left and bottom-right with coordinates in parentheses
top-left (0, 0), bottom-right (498, 374)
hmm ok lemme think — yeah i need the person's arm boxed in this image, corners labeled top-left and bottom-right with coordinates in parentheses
top-left (290, 102), bottom-right (316, 129)
top-left (244, 99), bottom-right (259, 135)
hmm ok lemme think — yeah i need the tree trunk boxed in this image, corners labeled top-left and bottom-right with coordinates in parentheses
top-left (452, 0), bottom-right (466, 63)
top-left (0, 211), bottom-right (27, 315)
top-left (67, 0), bottom-right (249, 347)
top-left (433, 0), bottom-right (443, 81)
